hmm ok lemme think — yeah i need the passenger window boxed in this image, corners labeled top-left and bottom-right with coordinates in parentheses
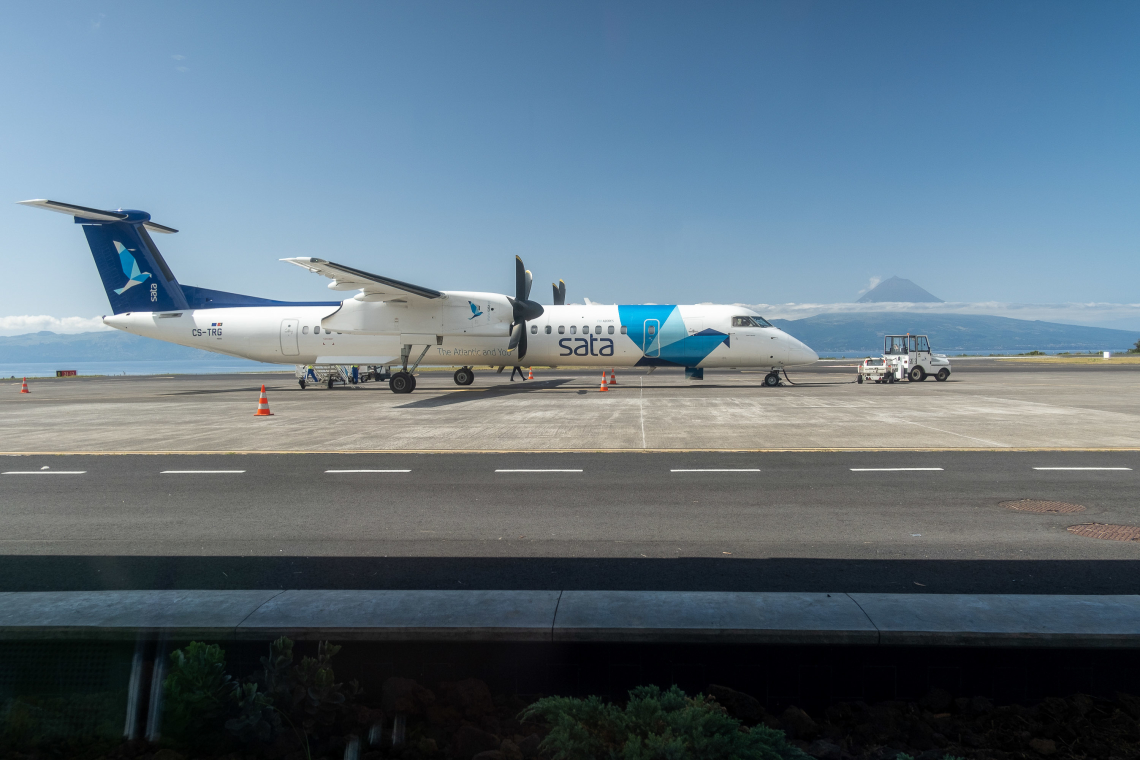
top-left (302, 326), bottom-right (309, 334)
top-left (620, 326), bottom-right (627, 335)
top-left (545, 325), bottom-right (551, 334)
top-left (607, 325), bottom-right (614, 335)
top-left (647, 325), bottom-right (656, 336)
top-left (582, 325), bottom-right (588, 334)
top-left (558, 325), bottom-right (565, 334)
top-left (595, 325), bottom-right (601, 335)
top-left (314, 326), bottom-right (320, 334)
top-left (530, 325), bottom-right (537, 334)
top-left (570, 326), bottom-right (576, 334)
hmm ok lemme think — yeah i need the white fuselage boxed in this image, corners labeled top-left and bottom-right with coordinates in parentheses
top-left (103, 293), bottom-right (817, 370)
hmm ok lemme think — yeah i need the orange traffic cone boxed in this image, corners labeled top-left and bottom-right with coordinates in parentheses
top-left (527, 368), bottom-right (534, 380)
top-left (20, 377), bottom-right (29, 394)
top-left (254, 385), bottom-right (273, 416)
top-left (599, 370), bottom-right (608, 392)
top-left (609, 368), bottom-right (617, 385)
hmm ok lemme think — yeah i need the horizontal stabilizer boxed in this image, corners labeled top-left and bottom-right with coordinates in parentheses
top-left (18, 199), bottom-right (178, 233)
top-left (282, 257), bottom-right (443, 300)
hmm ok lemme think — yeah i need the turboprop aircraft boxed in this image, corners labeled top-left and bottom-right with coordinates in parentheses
top-left (20, 199), bottom-right (818, 393)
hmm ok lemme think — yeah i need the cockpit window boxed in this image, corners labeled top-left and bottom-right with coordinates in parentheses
top-left (732, 316), bottom-right (772, 328)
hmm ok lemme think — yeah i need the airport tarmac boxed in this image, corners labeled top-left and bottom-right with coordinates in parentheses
top-left (0, 450), bottom-right (1136, 594)
top-left (3, 359), bottom-right (1140, 452)
top-left (2, 360), bottom-right (1136, 595)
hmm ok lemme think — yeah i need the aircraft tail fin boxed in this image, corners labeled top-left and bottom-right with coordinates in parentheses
top-left (19, 200), bottom-right (189, 314)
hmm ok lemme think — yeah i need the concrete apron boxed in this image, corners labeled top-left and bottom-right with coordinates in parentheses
top-left (1, 590), bottom-right (1139, 648)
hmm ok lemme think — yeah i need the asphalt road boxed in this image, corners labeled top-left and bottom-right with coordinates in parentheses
top-left (1, 451), bottom-right (1136, 593)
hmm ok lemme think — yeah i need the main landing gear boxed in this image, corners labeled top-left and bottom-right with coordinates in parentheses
top-left (389, 372), bottom-right (416, 394)
top-left (763, 371), bottom-right (781, 387)
top-left (453, 367), bottom-right (475, 386)
top-left (387, 343), bottom-right (431, 394)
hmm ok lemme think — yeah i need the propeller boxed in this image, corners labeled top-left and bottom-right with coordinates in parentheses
top-left (552, 279), bottom-right (566, 305)
top-left (507, 255), bottom-right (544, 360)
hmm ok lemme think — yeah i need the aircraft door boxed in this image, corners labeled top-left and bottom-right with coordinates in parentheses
top-left (280, 319), bottom-right (300, 356)
top-left (643, 319), bottom-right (660, 358)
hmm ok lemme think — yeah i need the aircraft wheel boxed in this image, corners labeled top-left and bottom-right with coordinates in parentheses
top-left (763, 372), bottom-right (780, 387)
top-left (936, 369), bottom-right (950, 382)
top-left (409, 374), bottom-right (417, 392)
top-left (389, 372), bottom-right (413, 393)
top-left (298, 378), bottom-right (306, 390)
top-left (454, 367), bottom-right (473, 386)
top-left (909, 367), bottom-right (925, 382)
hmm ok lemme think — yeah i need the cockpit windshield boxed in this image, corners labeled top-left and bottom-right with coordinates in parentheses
top-left (732, 316), bottom-right (772, 328)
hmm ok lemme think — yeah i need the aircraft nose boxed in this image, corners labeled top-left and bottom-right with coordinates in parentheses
top-left (790, 340), bottom-right (818, 365)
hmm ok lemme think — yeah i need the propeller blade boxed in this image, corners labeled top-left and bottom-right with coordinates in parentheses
top-left (518, 324), bottom-right (528, 361)
top-left (524, 269), bottom-right (533, 301)
top-left (515, 256), bottom-right (527, 301)
top-left (508, 322), bottom-right (524, 351)
top-left (557, 279), bottom-right (566, 305)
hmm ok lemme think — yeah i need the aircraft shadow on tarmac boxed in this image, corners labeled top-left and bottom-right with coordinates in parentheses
top-left (2, 556), bottom-right (1137, 595)
top-left (395, 378), bottom-right (574, 408)
top-left (161, 386), bottom-right (284, 396)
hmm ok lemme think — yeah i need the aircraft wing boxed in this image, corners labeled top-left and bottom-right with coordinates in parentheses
top-left (282, 257), bottom-right (443, 301)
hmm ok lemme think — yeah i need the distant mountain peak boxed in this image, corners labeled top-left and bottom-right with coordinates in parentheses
top-left (857, 276), bottom-right (943, 303)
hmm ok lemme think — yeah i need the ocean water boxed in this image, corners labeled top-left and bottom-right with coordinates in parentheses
top-left (0, 360), bottom-right (291, 378)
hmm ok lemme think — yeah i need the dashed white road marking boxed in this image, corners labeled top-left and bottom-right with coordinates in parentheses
top-left (495, 469), bottom-right (583, 473)
top-left (851, 468), bottom-right (944, 471)
top-left (326, 469), bottom-right (411, 473)
top-left (160, 470), bottom-right (245, 474)
top-left (1033, 467), bottom-right (1131, 471)
top-left (670, 469), bottom-right (761, 472)
top-left (3, 471), bottom-right (86, 475)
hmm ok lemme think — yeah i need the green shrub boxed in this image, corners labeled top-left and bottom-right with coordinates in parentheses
top-left (258, 637), bottom-right (361, 735)
top-left (522, 684), bottom-right (808, 760)
top-left (162, 637), bottom-right (358, 755)
top-left (163, 642), bottom-right (237, 745)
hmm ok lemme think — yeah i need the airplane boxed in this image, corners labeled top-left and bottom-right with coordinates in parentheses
top-left (20, 199), bottom-right (818, 392)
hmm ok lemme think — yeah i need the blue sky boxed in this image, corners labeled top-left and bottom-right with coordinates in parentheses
top-left (2, 1), bottom-right (1138, 329)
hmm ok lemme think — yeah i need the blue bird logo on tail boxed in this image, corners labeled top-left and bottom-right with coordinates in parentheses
top-left (468, 300), bottom-right (483, 319)
top-left (112, 242), bottom-right (152, 295)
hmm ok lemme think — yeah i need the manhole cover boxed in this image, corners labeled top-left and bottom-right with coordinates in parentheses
top-left (1067, 524), bottom-right (1140, 542)
top-left (1000, 499), bottom-right (1085, 513)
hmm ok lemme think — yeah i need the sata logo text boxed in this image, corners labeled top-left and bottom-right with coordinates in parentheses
top-left (558, 335), bottom-right (614, 357)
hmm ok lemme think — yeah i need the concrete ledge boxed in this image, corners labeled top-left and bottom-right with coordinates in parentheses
top-left (851, 593), bottom-right (1140, 648)
top-left (553, 591), bottom-right (877, 644)
top-left (0, 591), bottom-right (1138, 648)
top-left (0, 590), bottom-right (281, 641)
top-left (237, 590), bottom-right (562, 641)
